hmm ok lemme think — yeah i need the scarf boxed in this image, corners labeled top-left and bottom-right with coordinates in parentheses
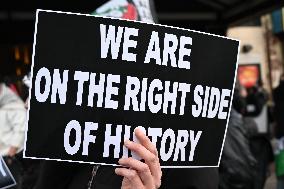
top-left (0, 83), bottom-right (22, 108)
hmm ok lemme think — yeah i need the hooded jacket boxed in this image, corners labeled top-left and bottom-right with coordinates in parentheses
top-left (219, 109), bottom-right (257, 189)
top-left (0, 83), bottom-right (26, 156)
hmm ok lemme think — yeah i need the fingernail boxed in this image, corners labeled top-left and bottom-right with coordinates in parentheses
top-left (135, 128), bottom-right (143, 135)
top-left (124, 140), bottom-right (131, 146)
top-left (118, 158), bottom-right (126, 164)
top-left (118, 158), bottom-right (122, 163)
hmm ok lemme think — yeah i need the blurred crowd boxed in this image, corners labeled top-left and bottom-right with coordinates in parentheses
top-left (219, 73), bottom-right (284, 189)
top-left (220, 80), bottom-right (273, 189)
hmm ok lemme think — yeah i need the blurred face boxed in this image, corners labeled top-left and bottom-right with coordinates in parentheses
top-left (240, 86), bottom-right (247, 98)
top-left (233, 82), bottom-right (247, 114)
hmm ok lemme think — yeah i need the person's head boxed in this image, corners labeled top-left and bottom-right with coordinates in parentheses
top-left (233, 80), bottom-right (247, 114)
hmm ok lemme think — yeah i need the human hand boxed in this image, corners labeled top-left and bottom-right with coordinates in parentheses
top-left (115, 128), bottom-right (162, 189)
top-left (8, 146), bottom-right (18, 157)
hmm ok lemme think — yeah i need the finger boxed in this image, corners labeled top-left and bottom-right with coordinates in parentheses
top-left (135, 128), bottom-right (158, 156)
top-left (115, 168), bottom-right (144, 189)
top-left (135, 129), bottom-right (162, 183)
top-left (124, 140), bottom-right (162, 186)
top-left (121, 178), bottom-right (131, 188)
top-left (119, 158), bottom-right (154, 188)
top-left (125, 140), bottom-right (156, 164)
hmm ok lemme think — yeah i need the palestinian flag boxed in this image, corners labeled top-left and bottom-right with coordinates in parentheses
top-left (91, 0), bottom-right (158, 23)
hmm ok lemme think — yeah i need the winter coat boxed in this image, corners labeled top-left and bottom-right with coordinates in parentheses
top-left (0, 84), bottom-right (26, 156)
top-left (219, 109), bottom-right (257, 189)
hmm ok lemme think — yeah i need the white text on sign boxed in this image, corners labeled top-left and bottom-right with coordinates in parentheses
top-left (63, 121), bottom-right (202, 162)
top-left (34, 68), bottom-right (231, 119)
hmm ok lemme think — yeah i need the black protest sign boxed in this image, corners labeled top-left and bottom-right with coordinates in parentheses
top-left (24, 10), bottom-right (239, 167)
top-left (0, 157), bottom-right (16, 189)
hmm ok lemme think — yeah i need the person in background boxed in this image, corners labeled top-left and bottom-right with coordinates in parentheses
top-left (242, 79), bottom-right (274, 189)
top-left (245, 81), bottom-right (268, 117)
top-left (2, 76), bottom-right (20, 97)
top-left (219, 81), bottom-right (258, 189)
top-left (273, 73), bottom-right (284, 189)
top-left (8, 72), bottom-right (42, 189)
top-left (274, 73), bottom-right (284, 139)
top-left (0, 74), bottom-right (26, 188)
top-left (220, 80), bottom-right (274, 189)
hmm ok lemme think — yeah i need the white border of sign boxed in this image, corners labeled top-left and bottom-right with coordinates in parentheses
top-left (0, 156), bottom-right (16, 189)
top-left (23, 9), bottom-right (240, 168)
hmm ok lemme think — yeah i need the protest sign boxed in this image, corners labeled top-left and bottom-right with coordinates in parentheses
top-left (24, 9), bottom-right (239, 167)
top-left (0, 157), bottom-right (16, 189)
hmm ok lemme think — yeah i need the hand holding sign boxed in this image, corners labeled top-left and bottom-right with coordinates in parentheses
top-left (7, 147), bottom-right (18, 157)
top-left (115, 128), bottom-right (162, 189)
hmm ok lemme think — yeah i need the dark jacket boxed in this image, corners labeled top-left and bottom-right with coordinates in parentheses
top-left (219, 109), bottom-right (257, 189)
top-left (273, 81), bottom-right (284, 138)
top-left (34, 161), bottom-right (219, 189)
